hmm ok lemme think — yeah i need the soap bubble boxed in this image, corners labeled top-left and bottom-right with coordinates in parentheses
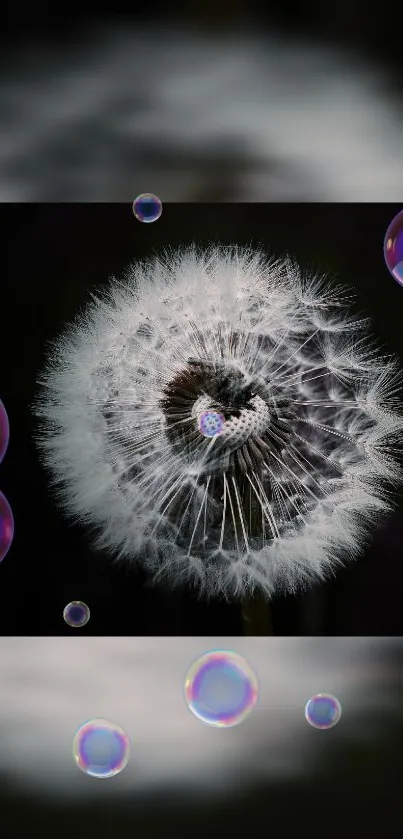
top-left (305, 693), bottom-right (342, 729)
top-left (384, 209), bottom-right (403, 285)
top-left (132, 193), bottom-right (162, 223)
top-left (184, 649), bottom-right (259, 728)
top-left (0, 400), bottom-right (10, 463)
top-left (197, 410), bottom-right (225, 438)
top-left (0, 490), bottom-right (14, 563)
top-left (72, 718), bottom-right (130, 778)
top-left (63, 601), bottom-right (90, 627)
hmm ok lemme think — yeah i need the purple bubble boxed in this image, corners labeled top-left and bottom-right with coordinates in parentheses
top-left (198, 410), bottom-right (225, 438)
top-left (132, 193), bottom-right (162, 223)
top-left (0, 490), bottom-right (14, 563)
top-left (305, 693), bottom-right (342, 729)
top-left (0, 400), bottom-right (10, 463)
top-left (63, 600), bottom-right (90, 627)
top-left (384, 210), bottom-right (403, 285)
top-left (72, 718), bottom-right (130, 778)
top-left (184, 650), bottom-right (259, 727)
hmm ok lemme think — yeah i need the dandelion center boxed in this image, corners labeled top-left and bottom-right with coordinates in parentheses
top-left (161, 357), bottom-right (287, 479)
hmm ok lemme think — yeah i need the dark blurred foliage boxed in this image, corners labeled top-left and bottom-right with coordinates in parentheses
top-left (1, 1), bottom-right (403, 202)
top-left (2, 642), bottom-right (403, 836)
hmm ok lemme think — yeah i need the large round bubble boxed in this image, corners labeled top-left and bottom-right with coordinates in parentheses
top-left (184, 650), bottom-right (259, 727)
top-left (72, 718), bottom-right (130, 778)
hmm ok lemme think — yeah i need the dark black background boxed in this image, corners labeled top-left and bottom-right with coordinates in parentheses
top-left (1, 202), bottom-right (403, 635)
top-left (3, 1), bottom-right (402, 74)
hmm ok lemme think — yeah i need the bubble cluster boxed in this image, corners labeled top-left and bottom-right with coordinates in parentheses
top-left (63, 600), bottom-right (90, 627)
top-left (0, 400), bottom-right (10, 464)
top-left (132, 193), bottom-right (162, 223)
top-left (305, 693), bottom-right (342, 729)
top-left (384, 209), bottom-right (403, 285)
top-left (197, 409), bottom-right (225, 438)
top-left (72, 718), bottom-right (130, 778)
top-left (0, 490), bottom-right (14, 563)
top-left (184, 650), bottom-right (259, 727)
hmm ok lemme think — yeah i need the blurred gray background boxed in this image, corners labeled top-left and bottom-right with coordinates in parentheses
top-left (1, 4), bottom-right (403, 201)
top-left (0, 637), bottom-right (402, 836)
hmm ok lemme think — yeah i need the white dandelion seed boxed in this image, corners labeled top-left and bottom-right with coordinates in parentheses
top-left (34, 246), bottom-right (403, 600)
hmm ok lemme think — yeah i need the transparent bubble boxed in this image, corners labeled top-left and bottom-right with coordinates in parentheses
top-left (0, 490), bottom-right (14, 563)
top-left (63, 600), bottom-right (90, 627)
top-left (384, 209), bottom-right (403, 285)
top-left (72, 718), bottom-right (130, 778)
top-left (132, 193), bottom-right (162, 223)
top-left (184, 650), bottom-right (259, 728)
top-left (0, 400), bottom-right (10, 464)
top-left (305, 693), bottom-right (342, 729)
top-left (197, 409), bottom-right (225, 438)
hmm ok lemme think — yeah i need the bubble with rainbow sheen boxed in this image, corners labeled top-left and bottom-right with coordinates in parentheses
top-left (384, 209), bottom-right (403, 285)
top-left (0, 490), bottom-right (14, 564)
top-left (132, 193), bottom-right (162, 223)
top-left (63, 600), bottom-right (90, 627)
top-left (197, 409), bottom-right (225, 438)
top-left (0, 399), bottom-right (10, 463)
top-left (72, 718), bottom-right (130, 778)
top-left (184, 650), bottom-right (259, 728)
top-left (304, 693), bottom-right (342, 730)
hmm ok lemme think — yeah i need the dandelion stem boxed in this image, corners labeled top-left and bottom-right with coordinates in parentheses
top-left (241, 592), bottom-right (273, 636)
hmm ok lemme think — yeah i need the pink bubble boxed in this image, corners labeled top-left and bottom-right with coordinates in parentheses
top-left (0, 490), bottom-right (14, 563)
top-left (384, 210), bottom-right (403, 285)
top-left (0, 400), bottom-right (10, 464)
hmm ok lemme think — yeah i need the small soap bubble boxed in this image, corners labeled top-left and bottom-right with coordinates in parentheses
top-left (72, 718), bottom-right (130, 778)
top-left (63, 600), bottom-right (90, 627)
top-left (384, 210), bottom-right (403, 285)
top-left (0, 400), bottom-right (10, 463)
top-left (184, 649), bottom-right (259, 728)
top-left (198, 409), bottom-right (225, 438)
top-left (305, 693), bottom-right (342, 729)
top-left (0, 490), bottom-right (14, 563)
top-left (132, 193), bottom-right (162, 223)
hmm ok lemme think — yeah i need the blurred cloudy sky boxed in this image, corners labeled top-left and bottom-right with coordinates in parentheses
top-left (0, 637), bottom-right (400, 800)
top-left (1, 17), bottom-right (403, 202)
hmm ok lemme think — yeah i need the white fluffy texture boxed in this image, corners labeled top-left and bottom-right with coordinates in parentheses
top-left (34, 247), bottom-right (403, 599)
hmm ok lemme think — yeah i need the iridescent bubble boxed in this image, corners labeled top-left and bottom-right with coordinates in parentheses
top-left (305, 693), bottom-right (342, 729)
top-left (0, 400), bottom-right (10, 463)
top-left (132, 193), bottom-right (163, 223)
top-left (72, 718), bottom-right (130, 778)
top-left (63, 600), bottom-right (90, 627)
top-left (184, 650), bottom-right (259, 728)
top-left (198, 409), bottom-right (225, 438)
top-left (384, 209), bottom-right (403, 285)
top-left (0, 490), bottom-right (14, 563)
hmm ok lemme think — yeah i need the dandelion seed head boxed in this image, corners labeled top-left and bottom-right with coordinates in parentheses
top-left (34, 246), bottom-right (403, 599)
